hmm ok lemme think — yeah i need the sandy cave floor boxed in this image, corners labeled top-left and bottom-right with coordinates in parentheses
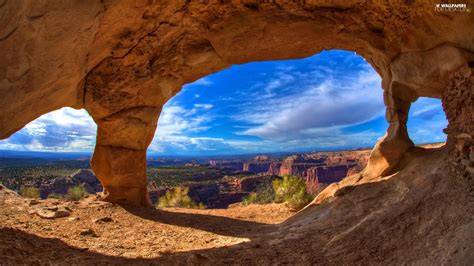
top-left (0, 146), bottom-right (473, 264)
top-left (0, 194), bottom-right (293, 264)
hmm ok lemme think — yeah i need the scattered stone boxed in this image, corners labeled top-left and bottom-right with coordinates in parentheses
top-left (50, 201), bottom-right (61, 206)
top-left (36, 206), bottom-right (71, 219)
top-left (80, 228), bottom-right (98, 237)
top-left (28, 199), bottom-right (40, 206)
top-left (43, 226), bottom-right (52, 232)
top-left (93, 216), bottom-right (113, 223)
top-left (68, 217), bottom-right (80, 222)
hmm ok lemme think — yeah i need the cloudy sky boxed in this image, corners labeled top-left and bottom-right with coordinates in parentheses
top-left (0, 50), bottom-right (447, 155)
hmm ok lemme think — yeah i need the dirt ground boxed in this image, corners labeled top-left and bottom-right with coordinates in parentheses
top-left (0, 190), bottom-right (294, 264)
top-left (1, 146), bottom-right (473, 264)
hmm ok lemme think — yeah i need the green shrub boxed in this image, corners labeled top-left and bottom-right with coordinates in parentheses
top-left (273, 175), bottom-right (305, 202)
top-left (66, 185), bottom-right (89, 201)
top-left (47, 193), bottom-right (63, 199)
top-left (272, 175), bottom-right (313, 210)
top-left (156, 187), bottom-right (205, 209)
top-left (242, 192), bottom-right (258, 206)
top-left (241, 175), bottom-right (312, 210)
top-left (20, 186), bottom-right (40, 198)
top-left (242, 182), bottom-right (275, 205)
top-left (285, 188), bottom-right (313, 210)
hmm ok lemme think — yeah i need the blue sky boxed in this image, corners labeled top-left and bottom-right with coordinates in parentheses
top-left (0, 50), bottom-right (447, 155)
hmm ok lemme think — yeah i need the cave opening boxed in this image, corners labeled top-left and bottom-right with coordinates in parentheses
top-left (407, 97), bottom-right (447, 146)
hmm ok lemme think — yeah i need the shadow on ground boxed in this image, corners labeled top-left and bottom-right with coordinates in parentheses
top-left (122, 206), bottom-right (275, 239)
top-left (0, 224), bottom-right (264, 264)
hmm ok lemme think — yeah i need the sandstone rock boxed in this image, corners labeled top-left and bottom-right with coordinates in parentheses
top-left (253, 155), bottom-right (269, 161)
top-left (36, 207), bottom-right (71, 219)
top-left (80, 229), bottom-right (98, 237)
top-left (243, 162), bottom-right (272, 173)
top-left (237, 175), bottom-right (272, 192)
top-left (28, 199), bottom-right (39, 206)
top-left (31, 169), bottom-right (102, 199)
top-left (71, 169), bottom-right (103, 193)
top-left (93, 217), bottom-right (113, 223)
top-left (267, 162), bottom-right (282, 176)
top-left (68, 217), bottom-right (80, 222)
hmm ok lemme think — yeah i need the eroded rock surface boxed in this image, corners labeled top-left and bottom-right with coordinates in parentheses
top-left (0, 1), bottom-right (473, 206)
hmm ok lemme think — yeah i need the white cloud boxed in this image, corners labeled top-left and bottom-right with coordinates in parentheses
top-left (0, 107), bottom-right (97, 152)
top-left (193, 104), bottom-right (213, 110)
top-left (187, 77), bottom-right (213, 87)
top-left (235, 66), bottom-right (384, 141)
top-left (149, 103), bottom-right (216, 153)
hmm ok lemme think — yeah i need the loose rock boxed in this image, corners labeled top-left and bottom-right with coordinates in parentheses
top-left (80, 228), bottom-right (98, 237)
top-left (36, 207), bottom-right (71, 219)
top-left (93, 216), bottom-right (113, 223)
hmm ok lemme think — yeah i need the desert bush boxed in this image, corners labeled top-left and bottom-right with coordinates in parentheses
top-left (47, 193), bottom-right (64, 199)
top-left (241, 175), bottom-right (312, 210)
top-left (242, 192), bottom-right (257, 206)
top-left (273, 175), bottom-right (305, 202)
top-left (272, 175), bottom-right (313, 210)
top-left (285, 187), bottom-right (313, 210)
top-left (66, 185), bottom-right (89, 201)
top-left (242, 182), bottom-right (275, 205)
top-left (20, 186), bottom-right (40, 198)
top-left (157, 187), bottom-right (205, 209)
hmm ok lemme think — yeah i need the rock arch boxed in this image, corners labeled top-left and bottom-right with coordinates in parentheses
top-left (0, 1), bottom-right (473, 206)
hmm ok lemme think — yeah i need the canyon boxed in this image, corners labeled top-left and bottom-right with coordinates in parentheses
top-left (1, 149), bottom-right (371, 209)
top-left (0, 1), bottom-right (473, 263)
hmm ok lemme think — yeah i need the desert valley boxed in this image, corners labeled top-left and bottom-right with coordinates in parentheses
top-left (0, 148), bottom-right (371, 208)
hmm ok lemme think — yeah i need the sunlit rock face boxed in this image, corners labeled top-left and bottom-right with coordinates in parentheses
top-left (0, 1), bottom-right (473, 205)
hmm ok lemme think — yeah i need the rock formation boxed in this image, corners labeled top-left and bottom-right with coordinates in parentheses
top-left (243, 159), bottom-right (273, 173)
top-left (269, 151), bottom-right (369, 194)
top-left (209, 160), bottom-right (244, 171)
top-left (0, 1), bottom-right (473, 206)
top-left (30, 169), bottom-right (102, 199)
top-left (243, 162), bottom-right (271, 173)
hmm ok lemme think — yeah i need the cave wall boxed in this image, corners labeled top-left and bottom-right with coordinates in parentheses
top-left (1, 1), bottom-right (473, 205)
top-left (443, 66), bottom-right (474, 178)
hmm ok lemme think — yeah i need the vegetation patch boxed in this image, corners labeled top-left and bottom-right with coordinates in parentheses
top-left (20, 186), bottom-right (40, 198)
top-left (242, 175), bottom-right (313, 210)
top-left (66, 185), bottom-right (89, 201)
top-left (156, 187), bottom-right (206, 209)
top-left (242, 180), bottom-right (275, 205)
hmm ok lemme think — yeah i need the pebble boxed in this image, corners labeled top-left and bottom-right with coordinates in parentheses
top-left (43, 226), bottom-right (53, 232)
top-left (93, 216), bottom-right (114, 223)
top-left (80, 228), bottom-right (98, 237)
top-left (28, 199), bottom-right (40, 206)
